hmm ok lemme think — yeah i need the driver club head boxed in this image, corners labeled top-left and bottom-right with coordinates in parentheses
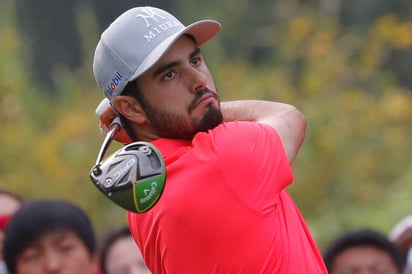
top-left (90, 141), bottom-right (166, 213)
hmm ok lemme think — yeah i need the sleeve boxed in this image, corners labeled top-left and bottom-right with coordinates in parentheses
top-left (203, 121), bottom-right (294, 214)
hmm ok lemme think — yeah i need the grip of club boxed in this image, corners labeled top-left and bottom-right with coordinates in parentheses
top-left (111, 117), bottom-right (121, 128)
top-left (96, 98), bottom-right (122, 136)
top-left (95, 98), bottom-right (110, 118)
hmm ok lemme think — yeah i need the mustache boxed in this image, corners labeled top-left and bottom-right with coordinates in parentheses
top-left (188, 87), bottom-right (218, 112)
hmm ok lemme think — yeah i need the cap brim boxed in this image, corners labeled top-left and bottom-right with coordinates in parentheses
top-left (130, 20), bottom-right (221, 82)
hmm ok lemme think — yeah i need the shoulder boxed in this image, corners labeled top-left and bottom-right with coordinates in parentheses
top-left (192, 121), bottom-right (284, 163)
top-left (214, 120), bottom-right (274, 134)
top-left (198, 121), bottom-right (281, 151)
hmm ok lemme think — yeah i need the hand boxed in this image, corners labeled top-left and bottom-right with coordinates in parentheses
top-left (95, 98), bottom-right (132, 144)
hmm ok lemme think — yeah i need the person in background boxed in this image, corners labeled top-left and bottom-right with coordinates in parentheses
top-left (2, 199), bottom-right (99, 274)
top-left (323, 228), bottom-right (405, 274)
top-left (100, 225), bottom-right (151, 274)
top-left (0, 189), bottom-right (22, 274)
top-left (389, 215), bottom-right (412, 274)
top-left (92, 5), bottom-right (327, 273)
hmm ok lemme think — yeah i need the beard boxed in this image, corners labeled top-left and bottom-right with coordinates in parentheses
top-left (139, 88), bottom-right (223, 139)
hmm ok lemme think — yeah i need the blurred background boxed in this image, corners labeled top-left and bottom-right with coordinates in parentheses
top-left (1, 0), bottom-right (412, 249)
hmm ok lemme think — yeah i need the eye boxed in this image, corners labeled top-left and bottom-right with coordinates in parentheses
top-left (164, 70), bottom-right (176, 80)
top-left (58, 242), bottom-right (75, 254)
top-left (20, 247), bottom-right (41, 263)
top-left (191, 56), bottom-right (202, 66)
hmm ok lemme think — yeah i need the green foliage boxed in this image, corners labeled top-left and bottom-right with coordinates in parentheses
top-left (1, 0), bottom-right (412, 248)
top-left (0, 0), bottom-right (128, 232)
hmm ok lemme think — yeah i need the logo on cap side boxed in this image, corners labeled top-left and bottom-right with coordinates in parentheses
top-left (104, 71), bottom-right (123, 98)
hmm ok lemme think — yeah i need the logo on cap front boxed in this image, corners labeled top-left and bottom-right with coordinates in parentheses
top-left (136, 7), bottom-right (167, 27)
top-left (135, 7), bottom-right (182, 42)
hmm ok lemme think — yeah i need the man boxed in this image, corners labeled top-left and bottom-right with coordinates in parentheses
top-left (93, 6), bottom-right (327, 273)
top-left (323, 228), bottom-right (405, 274)
top-left (0, 190), bottom-right (22, 274)
top-left (390, 215), bottom-right (412, 274)
top-left (3, 199), bottom-right (99, 274)
top-left (100, 225), bottom-right (151, 274)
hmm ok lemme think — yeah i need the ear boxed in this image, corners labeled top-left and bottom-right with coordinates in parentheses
top-left (113, 95), bottom-right (147, 124)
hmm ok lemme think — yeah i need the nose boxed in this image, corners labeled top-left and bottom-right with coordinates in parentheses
top-left (188, 68), bottom-right (207, 93)
top-left (44, 251), bottom-right (61, 273)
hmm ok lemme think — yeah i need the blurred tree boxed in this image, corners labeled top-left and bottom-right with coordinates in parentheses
top-left (338, 0), bottom-right (411, 28)
top-left (337, 0), bottom-right (412, 90)
top-left (15, 0), bottom-right (82, 94)
top-left (14, 0), bottom-right (176, 95)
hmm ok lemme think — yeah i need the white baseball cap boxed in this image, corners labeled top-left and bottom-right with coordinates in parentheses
top-left (93, 6), bottom-right (221, 103)
top-left (389, 215), bottom-right (412, 242)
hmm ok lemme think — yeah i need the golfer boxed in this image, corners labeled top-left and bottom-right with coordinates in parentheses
top-left (93, 6), bottom-right (327, 273)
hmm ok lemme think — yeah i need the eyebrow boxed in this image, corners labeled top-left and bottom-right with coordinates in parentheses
top-left (152, 47), bottom-right (201, 78)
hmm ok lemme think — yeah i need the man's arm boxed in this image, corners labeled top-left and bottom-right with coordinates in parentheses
top-left (221, 100), bottom-right (307, 164)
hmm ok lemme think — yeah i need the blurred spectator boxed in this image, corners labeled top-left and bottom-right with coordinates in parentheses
top-left (100, 225), bottom-right (151, 274)
top-left (390, 215), bottom-right (412, 274)
top-left (3, 199), bottom-right (99, 274)
top-left (323, 228), bottom-right (405, 274)
top-left (0, 189), bottom-right (22, 274)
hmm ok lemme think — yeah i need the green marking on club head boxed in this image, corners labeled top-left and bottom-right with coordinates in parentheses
top-left (133, 174), bottom-right (166, 212)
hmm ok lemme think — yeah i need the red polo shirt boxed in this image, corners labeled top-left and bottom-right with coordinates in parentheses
top-left (128, 121), bottom-right (327, 274)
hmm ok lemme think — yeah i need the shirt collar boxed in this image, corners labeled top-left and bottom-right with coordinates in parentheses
top-left (151, 138), bottom-right (191, 159)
